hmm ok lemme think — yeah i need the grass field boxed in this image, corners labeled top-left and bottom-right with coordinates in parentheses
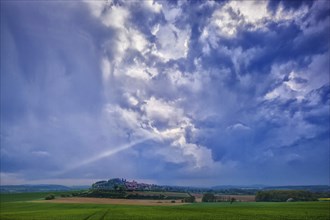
top-left (0, 191), bottom-right (72, 203)
top-left (1, 193), bottom-right (329, 220)
top-left (126, 191), bottom-right (189, 197)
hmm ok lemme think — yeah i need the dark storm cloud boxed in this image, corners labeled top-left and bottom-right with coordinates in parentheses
top-left (1, 0), bottom-right (329, 186)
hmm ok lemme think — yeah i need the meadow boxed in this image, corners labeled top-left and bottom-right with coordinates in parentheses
top-left (1, 193), bottom-right (329, 220)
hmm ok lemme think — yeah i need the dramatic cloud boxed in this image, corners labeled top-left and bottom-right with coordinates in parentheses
top-left (1, 0), bottom-right (329, 186)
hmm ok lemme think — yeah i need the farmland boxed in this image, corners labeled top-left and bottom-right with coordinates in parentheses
top-left (1, 192), bottom-right (329, 220)
top-left (41, 197), bottom-right (185, 206)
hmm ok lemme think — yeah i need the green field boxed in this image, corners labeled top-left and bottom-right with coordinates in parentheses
top-left (1, 193), bottom-right (329, 220)
top-left (0, 191), bottom-right (71, 203)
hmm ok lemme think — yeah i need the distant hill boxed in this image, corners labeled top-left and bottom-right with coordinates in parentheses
top-left (2, 180), bottom-right (329, 194)
top-left (91, 178), bottom-right (330, 195)
top-left (92, 178), bottom-right (330, 195)
top-left (0, 184), bottom-right (89, 193)
top-left (212, 185), bottom-right (329, 192)
top-left (212, 185), bottom-right (267, 190)
top-left (263, 185), bottom-right (330, 192)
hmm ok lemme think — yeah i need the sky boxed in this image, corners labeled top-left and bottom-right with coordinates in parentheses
top-left (0, 0), bottom-right (329, 187)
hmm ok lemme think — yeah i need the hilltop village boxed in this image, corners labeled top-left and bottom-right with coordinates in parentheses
top-left (91, 178), bottom-right (193, 192)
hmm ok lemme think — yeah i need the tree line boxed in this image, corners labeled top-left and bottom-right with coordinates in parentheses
top-left (255, 190), bottom-right (319, 202)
